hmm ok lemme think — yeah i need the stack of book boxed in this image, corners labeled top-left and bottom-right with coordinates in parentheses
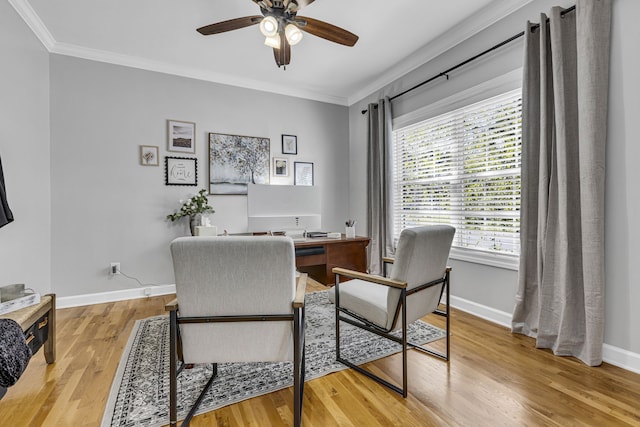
top-left (0, 284), bottom-right (40, 315)
top-left (306, 231), bottom-right (328, 238)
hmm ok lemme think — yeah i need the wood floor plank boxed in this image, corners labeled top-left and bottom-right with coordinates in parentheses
top-left (1, 283), bottom-right (639, 426)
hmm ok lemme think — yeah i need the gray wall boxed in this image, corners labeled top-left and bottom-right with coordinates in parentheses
top-left (0, 1), bottom-right (51, 295)
top-left (49, 55), bottom-right (349, 297)
top-left (349, 0), bottom-right (640, 355)
top-left (3, 0), bottom-right (637, 357)
top-left (606, 0), bottom-right (640, 355)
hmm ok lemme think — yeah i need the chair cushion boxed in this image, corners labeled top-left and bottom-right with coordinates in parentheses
top-left (327, 279), bottom-right (390, 329)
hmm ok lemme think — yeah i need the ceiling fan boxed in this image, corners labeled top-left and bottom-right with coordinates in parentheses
top-left (196, 0), bottom-right (359, 69)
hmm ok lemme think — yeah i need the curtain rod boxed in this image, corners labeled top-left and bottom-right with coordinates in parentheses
top-left (361, 4), bottom-right (576, 115)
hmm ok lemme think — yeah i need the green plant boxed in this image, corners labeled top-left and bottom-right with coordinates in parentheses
top-left (166, 189), bottom-right (214, 221)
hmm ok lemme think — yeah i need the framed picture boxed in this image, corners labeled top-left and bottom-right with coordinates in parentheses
top-left (165, 156), bottom-right (197, 186)
top-left (294, 162), bottom-right (314, 186)
top-left (282, 134), bottom-right (297, 155)
top-left (168, 120), bottom-right (196, 154)
top-left (140, 145), bottom-right (159, 166)
top-left (273, 157), bottom-right (289, 177)
top-left (209, 133), bottom-right (270, 195)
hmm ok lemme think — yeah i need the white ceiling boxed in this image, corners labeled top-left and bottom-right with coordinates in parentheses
top-left (11, 0), bottom-right (533, 105)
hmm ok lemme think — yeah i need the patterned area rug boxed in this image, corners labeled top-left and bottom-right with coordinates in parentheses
top-left (101, 290), bottom-right (445, 427)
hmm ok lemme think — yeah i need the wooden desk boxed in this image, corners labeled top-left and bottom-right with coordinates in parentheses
top-left (294, 236), bottom-right (369, 285)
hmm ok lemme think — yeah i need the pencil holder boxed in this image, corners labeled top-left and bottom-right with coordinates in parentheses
top-left (345, 226), bottom-right (356, 239)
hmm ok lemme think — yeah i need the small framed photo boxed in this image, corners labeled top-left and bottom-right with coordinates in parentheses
top-left (282, 134), bottom-right (297, 155)
top-left (168, 120), bottom-right (196, 154)
top-left (165, 156), bottom-right (197, 186)
top-left (294, 161), bottom-right (314, 186)
top-left (273, 157), bottom-right (289, 177)
top-left (140, 145), bottom-right (159, 166)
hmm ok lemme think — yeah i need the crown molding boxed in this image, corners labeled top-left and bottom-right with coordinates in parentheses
top-left (8, 0), bottom-right (55, 50)
top-left (346, 0), bottom-right (535, 106)
top-left (10, 0), bottom-right (533, 107)
top-left (50, 42), bottom-right (349, 105)
top-left (8, 0), bottom-right (348, 106)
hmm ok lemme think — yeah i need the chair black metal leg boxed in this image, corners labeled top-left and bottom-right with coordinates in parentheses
top-left (445, 271), bottom-right (450, 360)
top-left (337, 355), bottom-right (405, 395)
top-left (401, 290), bottom-right (408, 398)
top-left (335, 277), bottom-right (341, 362)
top-left (169, 310), bottom-right (178, 427)
top-left (181, 364), bottom-right (217, 426)
top-left (171, 310), bottom-right (218, 427)
top-left (293, 306), bottom-right (305, 427)
top-left (427, 273), bottom-right (450, 361)
top-left (300, 344), bottom-right (306, 402)
top-left (300, 308), bottom-right (306, 405)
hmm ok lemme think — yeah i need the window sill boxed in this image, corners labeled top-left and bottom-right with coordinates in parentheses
top-left (449, 247), bottom-right (519, 271)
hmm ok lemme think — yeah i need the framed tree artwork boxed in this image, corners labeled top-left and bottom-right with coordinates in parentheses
top-left (209, 133), bottom-right (270, 195)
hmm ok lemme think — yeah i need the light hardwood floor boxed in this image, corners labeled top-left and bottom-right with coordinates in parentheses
top-left (1, 280), bottom-right (639, 426)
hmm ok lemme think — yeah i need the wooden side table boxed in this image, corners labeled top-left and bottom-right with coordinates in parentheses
top-left (0, 293), bottom-right (56, 364)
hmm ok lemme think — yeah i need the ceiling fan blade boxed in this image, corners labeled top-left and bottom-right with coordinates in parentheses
top-left (197, 16), bottom-right (262, 35)
top-left (273, 34), bottom-right (291, 68)
top-left (297, 17), bottom-right (358, 47)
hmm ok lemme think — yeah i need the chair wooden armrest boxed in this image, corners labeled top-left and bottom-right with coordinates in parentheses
top-left (332, 267), bottom-right (407, 289)
top-left (165, 298), bottom-right (178, 312)
top-left (382, 256), bottom-right (395, 264)
top-left (293, 273), bottom-right (307, 308)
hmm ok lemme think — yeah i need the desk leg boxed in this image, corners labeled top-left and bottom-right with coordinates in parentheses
top-left (44, 294), bottom-right (56, 364)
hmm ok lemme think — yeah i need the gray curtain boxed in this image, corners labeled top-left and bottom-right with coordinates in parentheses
top-left (366, 97), bottom-right (394, 275)
top-left (512, 0), bottom-right (611, 366)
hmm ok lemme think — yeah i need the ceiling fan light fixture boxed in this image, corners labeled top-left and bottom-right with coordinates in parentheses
top-left (197, 2), bottom-right (359, 68)
top-left (264, 34), bottom-right (281, 49)
top-left (259, 16), bottom-right (279, 37)
top-left (285, 24), bottom-right (303, 45)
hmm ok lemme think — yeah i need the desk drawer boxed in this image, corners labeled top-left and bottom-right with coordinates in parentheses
top-left (295, 246), bottom-right (326, 267)
top-left (24, 313), bottom-right (49, 355)
top-left (295, 254), bottom-right (326, 267)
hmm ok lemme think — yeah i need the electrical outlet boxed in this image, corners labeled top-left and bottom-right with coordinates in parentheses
top-left (110, 262), bottom-right (121, 276)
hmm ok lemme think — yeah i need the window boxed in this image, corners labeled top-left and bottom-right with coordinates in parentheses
top-left (392, 89), bottom-right (522, 267)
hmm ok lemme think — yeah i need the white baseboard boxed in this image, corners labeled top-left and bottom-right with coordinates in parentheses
top-left (450, 295), bottom-right (513, 328)
top-left (450, 295), bottom-right (640, 374)
top-left (57, 284), bottom-right (176, 309)
top-left (602, 344), bottom-right (640, 374)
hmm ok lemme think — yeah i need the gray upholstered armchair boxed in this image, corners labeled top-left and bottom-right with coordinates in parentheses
top-left (330, 225), bottom-right (455, 397)
top-left (167, 236), bottom-right (306, 426)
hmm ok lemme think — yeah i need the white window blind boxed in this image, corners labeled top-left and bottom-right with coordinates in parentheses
top-left (392, 89), bottom-right (522, 257)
